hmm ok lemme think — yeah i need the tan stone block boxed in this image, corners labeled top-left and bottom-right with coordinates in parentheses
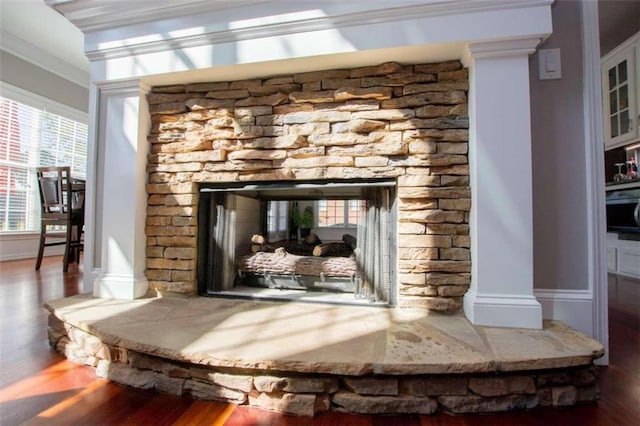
top-left (150, 101), bottom-right (187, 115)
top-left (400, 234), bottom-right (451, 248)
top-left (148, 280), bottom-right (196, 294)
top-left (151, 140), bottom-right (212, 154)
top-left (264, 76), bottom-right (294, 85)
top-left (146, 206), bottom-right (195, 217)
top-left (156, 236), bottom-right (197, 247)
top-left (320, 78), bottom-right (362, 89)
top-left (203, 161), bottom-right (271, 172)
top-left (403, 81), bottom-right (469, 95)
top-left (469, 376), bottom-right (536, 397)
top-left (235, 93), bottom-right (289, 107)
top-left (398, 260), bottom-right (470, 274)
top-left (398, 174), bottom-right (440, 187)
top-left (437, 285), bottom-right (469, 297)
top-left (228, 79), bottom-right (262, 89)
top-left (398, 247), bottom-right (439, 260)
top-left (334, 86), bottom-right (393, 101)
top-left (249, 84), bottom-right (301, 96)
top-left (172, 270), bottom-right (196, 281)
top-left (333, 391), bottom-right (438, 414)
top-left (249, 390), bottom-right (327, 416)
top-left (326, 166), bottom-right (404, 179)
top-left (397, 295), bottom-right (462, 312)
top-left (398, 273), bottom-right (426, 285)
top-left (400, 210), bottom-right (465, 224)
top-left (185, 98), bottom-right (235, 111)
top-left (292, 168), bottom-right (327, 180)
top-left (361, 73), bottom-right (437, 87)
top-left (146, 225), bottom-right (196, 236)
top-left (146, 269), bottom-right (171, 281)
top-left (399, 284), bottom-right (438, 296)
top-left (388, 154), bottom-right (467, 168)
top-left (164, 247), bottom-right (196, 260)
top-left (289, 90), bottom-right (335, 104)
top-left (431, 164), bottom-right (469, 175)
top-left (227, 150), bottom-right (287, 161)
top-left (401, 376), bottom-right (468, 396)
top-left (426, 223), bottom-right (469, 235)
top-left (440, 129), bottom-right (469, 141)
top-left (405, 167), bottom-right (432, 175)
top-left (146, 258), bottom-right (195, 270)
top-left (440, 247), bottom-right (471, 260)
top-left (273, 103), bottom-right (314, 114)
top-left (381, 91), bottom-right (467, 108)
top-left (326, 141), bottom-right (407, 157)
top-left (303, 82), bottom-right (321, 91)
top-left (146, 183), bottom-right (194, 194)
top-left (191, 171), bottom-right (240, 182)
top-left (350, 62), bottom-right (403, 78)
top-left (324, 99), bottom-right (381, 111)
top-left (253, 376), bottom-right (339, 393)
top-left (426, 273), bottom-right (471, 285)
top-left (414, 61), bottom-right (462, 74)
top-left (185, 82), bottom-right (229, 92)
top-left (438, 142), bottom-right (468, 155)
top-left (416, 105), bottom-right (463, 118)
top-left (234, 106), bottom-right (273, 118)
top-left (242, 135), bottom-right (306, 149)
top-left (452, 235), bottom-right (471, 248)
top-left (440, 176), bottom-right (470, 187)
top-left (283, 110), bottom-right (351, 124)
top-left (347, 119), bottom-right (386, 133)
top-left (344, 377), bottom-right (398, 396)
top-left (398, 198), bottom-right (439, 211)
top-left (184, 379), bottom-right (247, 404)
top-left (147, 93), bottom-right (191, 105)
top-left (287, 146), bottom-right (325, 158)
top-left (284, 122), bottom-right (330, 135)
top-left (205, 89), bottom-right (249, 99)
top-left (255, 115), bottom-right (283, 126)
top-left (274, 156), bottom-right (354, 168)
top-left (173, 150), bottom-right (226, 163)
top-left (146, 215), bottom-right (171, 226)
top-left (147, 163), bottom-right (202, 173)
top-left (438, 69), bottom-right (469, 81)
top-left (397, 222), bottom-right (426, 234)
top-left (239, 169), bottom-right (294, 181)
top-left (153, 84), bottom-right (186, 93)
top-left (146, 246), bottom-right (164, 258)
top-left (354, 156), bottom-right (388, 167)
top-left (408, 140), bottom-right (437, 154)
top-left (439, 198), bottom-right (471, 211)
top-left (293, 69), bottom-right (350, 83)
top-left (400, 186), bottom-right (470, 199)
top-left (390, 117), bottom-right (469, 131)
top-left (352, 109), bottom-right (415, 120)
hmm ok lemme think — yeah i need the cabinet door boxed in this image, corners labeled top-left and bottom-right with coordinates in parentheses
top-left (602, 47), bottom-right (638, 149)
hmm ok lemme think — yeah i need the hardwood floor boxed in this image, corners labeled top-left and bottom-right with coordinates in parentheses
top-left (0, 257), bottom-right (638, 425)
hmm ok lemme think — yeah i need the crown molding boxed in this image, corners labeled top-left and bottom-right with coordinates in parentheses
top-left (0, 30), bottom-right (90, 88)
top-left (48, 0), bottom-right (554, 62)
top-left (467, 37), bottom-right (542, 59)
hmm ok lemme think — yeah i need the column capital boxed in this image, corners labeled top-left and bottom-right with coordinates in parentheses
top-left (465, 37), bottom-right (542, 62)
top-left (97, 78), bottom-right (150, 96)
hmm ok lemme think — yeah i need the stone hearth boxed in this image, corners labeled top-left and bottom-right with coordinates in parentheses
top-left (46, 295), bottom-right (603, 417)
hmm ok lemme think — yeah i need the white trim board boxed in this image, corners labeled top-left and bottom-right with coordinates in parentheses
top-left (534, 289), bottom-right (595, 338)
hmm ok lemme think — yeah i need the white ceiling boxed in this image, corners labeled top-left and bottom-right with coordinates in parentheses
top-left (0, 0), bottom-right (89, 83)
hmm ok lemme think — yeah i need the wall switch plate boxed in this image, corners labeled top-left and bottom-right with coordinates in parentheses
top-left (538, 48), bottom-right (562, 80)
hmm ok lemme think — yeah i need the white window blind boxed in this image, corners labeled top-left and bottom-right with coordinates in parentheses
top-left (0, 96), bottom-right (87, 232)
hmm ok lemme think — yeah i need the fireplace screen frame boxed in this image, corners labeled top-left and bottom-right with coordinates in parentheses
top-left (197, 179), bottom-right (397, 306)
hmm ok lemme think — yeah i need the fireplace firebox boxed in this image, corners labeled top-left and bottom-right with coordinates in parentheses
top-left (197, 179), bottom-right (396, 306)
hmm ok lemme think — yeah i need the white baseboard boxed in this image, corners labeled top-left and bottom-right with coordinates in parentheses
top-left (0, 233), bottom-right (64, 261)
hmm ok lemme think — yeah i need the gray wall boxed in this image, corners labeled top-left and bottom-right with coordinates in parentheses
top-left (530, 0), bottom-right (588, 290)
top-left (0, 50), bottom-right (88, 112)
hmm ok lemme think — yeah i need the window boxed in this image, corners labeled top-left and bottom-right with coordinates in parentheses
top-left (0, 91), bottom-right (87, 232)
top-left (317, 199), bottom-right (364, 227)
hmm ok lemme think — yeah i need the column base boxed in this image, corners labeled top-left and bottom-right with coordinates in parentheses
top-left (93, 271), bottom-right (148, 299)
top-left (464, 290), bottom-right (542, 329)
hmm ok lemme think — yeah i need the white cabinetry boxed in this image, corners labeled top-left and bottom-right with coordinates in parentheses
top-left (602, 32), bottom-right (640, 150)
top-left (607, 233), bottom-right (640, 278)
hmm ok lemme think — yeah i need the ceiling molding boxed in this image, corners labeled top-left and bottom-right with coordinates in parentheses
top-left (0, 30), bottom-right (90, 88)
top-left (77, 0), bottom-right (554, 62)
top-left (45, 0), bottom-right (269, 33)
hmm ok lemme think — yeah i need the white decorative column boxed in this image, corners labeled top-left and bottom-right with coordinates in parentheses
top-left (462, 39), bottom-right (543, 329)
top-left (91, 80), bottom-right (150, 299)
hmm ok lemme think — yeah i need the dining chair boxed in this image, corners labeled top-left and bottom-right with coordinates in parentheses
top-left (35, 166), bottom-right (85, 272)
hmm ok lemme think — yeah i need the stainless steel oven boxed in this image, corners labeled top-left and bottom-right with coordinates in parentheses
top-left (606, 186), bottom-right (640, 234)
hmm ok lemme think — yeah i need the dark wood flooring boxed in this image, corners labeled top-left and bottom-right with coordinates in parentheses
top-left (1, 257), bottom-right (638, 425)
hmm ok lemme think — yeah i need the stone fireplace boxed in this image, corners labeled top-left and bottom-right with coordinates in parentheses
top-left (144, 61), bottom-right (471, 311)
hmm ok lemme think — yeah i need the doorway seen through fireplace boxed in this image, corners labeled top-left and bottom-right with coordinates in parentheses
top-left (197, 180), bottom-right (396, 306)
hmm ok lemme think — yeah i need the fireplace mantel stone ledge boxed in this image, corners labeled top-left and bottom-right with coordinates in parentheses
top-left (45, 294), bottom-right (603, 416)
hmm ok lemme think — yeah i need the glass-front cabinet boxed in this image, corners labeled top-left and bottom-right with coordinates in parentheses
top-left (602, 32), bottom-right (639, 150)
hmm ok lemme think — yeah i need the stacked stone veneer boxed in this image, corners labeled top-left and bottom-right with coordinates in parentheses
top-left (48, 316), bottom-right (599, 417)
top-left (146, 61), bottom-right (471, 311)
